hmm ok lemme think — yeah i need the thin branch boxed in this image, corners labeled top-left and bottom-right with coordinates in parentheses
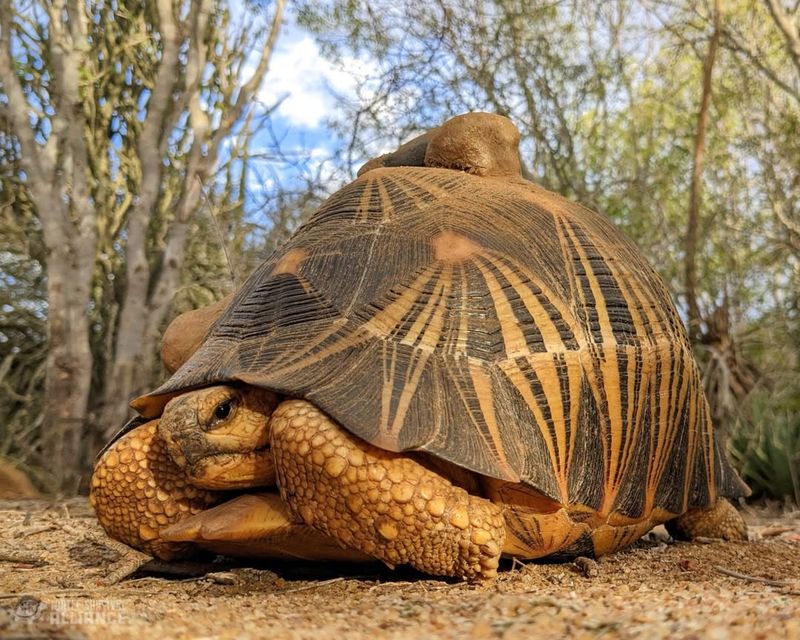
top-left (721, 31), bottom-right (800, 103)
top-left (0, 0), bottom-right (51, 184)
top-left (685, 0), bottom-right (723, 343)
top-left (765, 0), bottom-right (800, 77)
top-left (211, 0), bottom-right (285, 148)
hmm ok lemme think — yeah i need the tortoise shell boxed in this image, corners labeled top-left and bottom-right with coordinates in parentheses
top-left (135, 113), bottom-right (747, 520)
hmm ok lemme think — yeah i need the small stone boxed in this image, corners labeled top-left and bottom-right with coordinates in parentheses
top-left (574, 556), bottom-right (599, 578)
top-left (207, 572), bottom-right (237, 585)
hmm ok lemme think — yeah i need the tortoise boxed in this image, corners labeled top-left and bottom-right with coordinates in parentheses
top-left (91, 113), bottom-right (749, 580)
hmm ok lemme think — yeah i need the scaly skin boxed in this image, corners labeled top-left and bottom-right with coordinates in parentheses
top-left (270, 399), bottom-right (506, 579)
top-left (157, 386), bottom-right (279, 489)
top-left (90, 420), bottom-right (221, 560)
top-left (93, 392), bottom-right (507, 578)
top-left (666, 498), bottom-right (748, 541)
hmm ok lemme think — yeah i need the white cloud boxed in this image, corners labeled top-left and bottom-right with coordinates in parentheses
top-left (257, 35), bottom-right (370, 129)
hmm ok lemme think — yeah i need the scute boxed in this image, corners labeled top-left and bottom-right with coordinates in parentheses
top-left (138, 162), bottom-right (748, 519)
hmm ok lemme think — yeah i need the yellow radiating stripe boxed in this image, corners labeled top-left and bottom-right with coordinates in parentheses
top-left (559, 219), bottom-right (618, 344)
top-left (263, 270), bottom-right (440, 381)
top-left (386, 348), bottom-right (430, 438)
top-left (696, 384), bottom-right (717, 503)
top-left (376, 176), bottom-right (395, 223)
top-left (380, 341), bottom-right (398, 434)
top-left (578, 225), bottom-right (659, 347)
top-left (536, 357), bottom-right (570, 490)
top-left (472, 258), bottom-right (529, 356)
top-left (362, 264), bottom-right (438, 340)
top-left (401, 266), bottom-right (446, 348)
top-left (631, 348), bottom-right (654, 496)
top-left (481, 254), bottom-right (568, 352)
top-left (413, 265), bottom-right (453, 351)
top-left (356, 176), bottom-right (375, 222)
top-left (561, 219), bottom-right (624, 502)
top-left (612, 347), bottom-right (641, 490)
top-left (656, 346), bottom-right (690, 494)
top-left (681, 374), bottom-right (699, 512)
top-left (647, 344), bottom-right (676, 496)
top-left (577, 349), bottom-right (612, 502)
top-left (469, 362), bottom-right (518, 482)
top-left (563, 352), bottom-right (583, 479)
top-left (454, 263), bottom-right (470, 355)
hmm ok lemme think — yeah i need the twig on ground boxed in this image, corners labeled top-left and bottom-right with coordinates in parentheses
top-left (715, 566), bottom-right (800, 587)
top-left (0, 588), bottom-right (92, 600)
top-left (510, 557), bottom-right (527, 572)
top-left (759, 526), bottom-right (794, 538)
top-left (14, 524), bottom-right (57, 538)
top-left (0, 549), bottom-right (46, 566)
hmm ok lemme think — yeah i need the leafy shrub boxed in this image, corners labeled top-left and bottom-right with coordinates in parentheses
top-left (728, 390), bottom-right (800, 505)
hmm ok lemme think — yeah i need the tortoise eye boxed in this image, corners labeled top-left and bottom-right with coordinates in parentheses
top-left (213, 398), bottom-right (236, 422)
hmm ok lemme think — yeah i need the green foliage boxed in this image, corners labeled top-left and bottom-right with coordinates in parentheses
top-left (729, 389), bottom-right (800, 504)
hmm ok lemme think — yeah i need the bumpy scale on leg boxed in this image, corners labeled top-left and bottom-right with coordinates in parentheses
top-left (269, 400), bottom-right (506, 579)
top-left (90, 420), bottom-right (221, 560)
top-left (666, 498), bottom-right (748, 541)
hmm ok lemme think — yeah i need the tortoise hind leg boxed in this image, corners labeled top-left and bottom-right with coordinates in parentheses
top-left (269, 399), bottom-right (506, 579)
top-left (666, 498), bottom-right (747, 541)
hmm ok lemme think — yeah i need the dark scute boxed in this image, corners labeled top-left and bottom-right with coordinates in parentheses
top-left (566, 377), bottom-right (605, 511)
top-left (545, 531), bottom-right (596, 561)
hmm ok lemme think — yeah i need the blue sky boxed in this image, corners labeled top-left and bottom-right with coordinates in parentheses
top-left (237, 7), bottom-right (376, 195)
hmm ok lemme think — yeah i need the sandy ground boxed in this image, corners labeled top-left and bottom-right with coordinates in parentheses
top-left (0, 499), bottom-right (798, 640)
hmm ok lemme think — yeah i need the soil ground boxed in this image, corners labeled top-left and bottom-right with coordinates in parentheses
top-left (0, 499), bottom-right (798, 639)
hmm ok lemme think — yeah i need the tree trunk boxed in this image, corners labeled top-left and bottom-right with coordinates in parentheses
top-left (98, 205), bottom-right (196, 439)
top-left (685, 0), bottom-right (723, 344)
top-left (42, 243), bottom-right (95, 493)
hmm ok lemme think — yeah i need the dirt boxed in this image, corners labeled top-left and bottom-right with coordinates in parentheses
top-left (0, 499), bottom-right (798, 639)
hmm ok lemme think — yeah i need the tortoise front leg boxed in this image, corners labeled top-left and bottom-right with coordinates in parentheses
top-left (90, 420), bottom-right (222, 560)
top-left (160, 493), bottom-right (372, 562)
top-left (269, 400), bottom-right (506, 579)
top-left (666, 498), bottom-right (748, 541)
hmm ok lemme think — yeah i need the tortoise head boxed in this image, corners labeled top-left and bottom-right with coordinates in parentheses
top-left (157, 385), bottom-right (279, 490)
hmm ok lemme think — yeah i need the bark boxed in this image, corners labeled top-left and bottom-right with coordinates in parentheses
top-left (685, 0), bottom-right (723, 344)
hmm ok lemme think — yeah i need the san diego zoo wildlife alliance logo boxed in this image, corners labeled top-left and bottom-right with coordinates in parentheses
top-left (10, 595), bottom-right (125, 626)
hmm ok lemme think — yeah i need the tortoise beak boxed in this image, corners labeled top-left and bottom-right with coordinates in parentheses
top-left (157, 389), bottom-right (277, 490)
